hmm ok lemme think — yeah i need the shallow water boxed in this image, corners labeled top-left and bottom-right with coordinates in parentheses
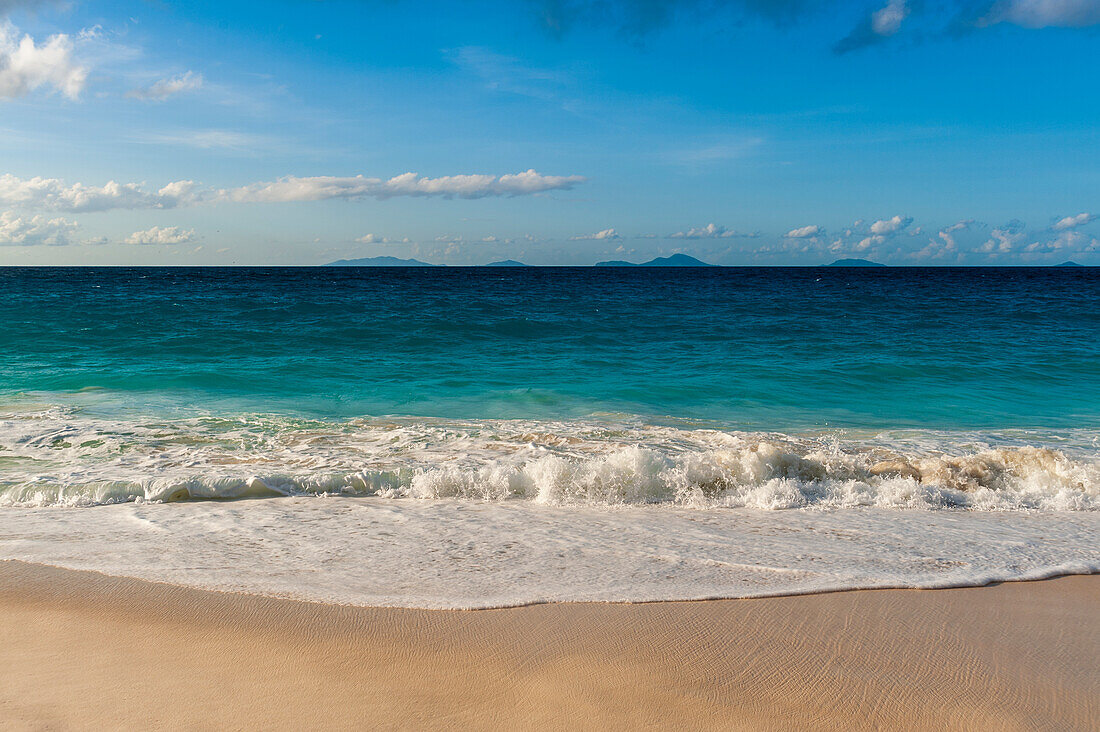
top-left (3, 498), bottom-right (1096, 608)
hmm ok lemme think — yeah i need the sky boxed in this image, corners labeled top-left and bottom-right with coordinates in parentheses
top-left (0, 0), bottom-right (1097, 265)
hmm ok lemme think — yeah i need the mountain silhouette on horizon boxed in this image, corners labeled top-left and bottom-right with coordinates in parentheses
top-left (326, 256), bottom-right (437, 267)
top-left (594, 253), bottom-right (715, 267)
top-left (824, 258), bottom-right (886, 267)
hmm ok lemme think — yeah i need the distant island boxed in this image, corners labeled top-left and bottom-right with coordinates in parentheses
top-left (326, 256), bottom-right (437, 267)
top-left (325, 255), bottom-right (721, 267)
top-left (594, 253), bottom-right (716, 267)
top-left (825, 258), bottom-right (886, 267)
top-left (1055, 261), bottom-right (1084, 267)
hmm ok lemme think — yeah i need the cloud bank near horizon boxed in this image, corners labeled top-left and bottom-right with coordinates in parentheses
top-left (4, 207), bottom-right (1096, 263)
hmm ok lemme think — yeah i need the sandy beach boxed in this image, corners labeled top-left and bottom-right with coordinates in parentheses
top-left (1, 561), bottom-right (1095, 730)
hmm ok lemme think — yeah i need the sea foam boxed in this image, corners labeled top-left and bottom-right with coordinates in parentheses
top-left (3, 406), bottom-right (1098, 608)
top-left (1, 406), bottom-right (1097, 511)
top-left (2, 498), bottom-right (1097, 608)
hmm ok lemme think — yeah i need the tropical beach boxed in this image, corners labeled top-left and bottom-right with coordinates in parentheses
top-left (3, 0), bottom-right (1100, 728)
top-left (2, 266), bottom-right (1099, 730)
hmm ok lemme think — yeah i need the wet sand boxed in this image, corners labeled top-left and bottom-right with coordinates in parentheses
top-left (1, 561), bottom-right (1096, 730)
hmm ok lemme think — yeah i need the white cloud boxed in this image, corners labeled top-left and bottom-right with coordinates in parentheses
top-left (124, 225), bottom-right (196, 245)
top-left (1052, 212), bottom-right (1095, 231)
top-left (127, 71), bottom-right (204, 101)
top-left (572, 227), bottom-right (620, 240)
top-left (0, 22), bottom-right (87, 100)
top-left (785, 225), bottom-right (821, 238)
top-left (668, 223), bottom-right (755, 239)
top-left (356, 233), bottom-right (389, 244)
top-left (0, 169), bottom-right (586, 212)
top-left (980, 0), bottom-right (1100, 28)
top-left (1022, 229), bottom-right (1100, 255)
top-left (854, 214), bottom-right (913, 251)
top-left (0, 210), bottom-right (76, 245)
top-left (870, 214), bottom-right (913, 235)
top-left (0, 174), bottom-right (201, 212)
top-left (937, 219), bottom-right (971, 250)
top-left (228, 169), bottom-right (586, 202)
top-left (872, 0), bottom-right (909, 35)
top-left (913, 220), bottom-right (972, 261)
top-left (979, 220), bottom-right (1026, 254)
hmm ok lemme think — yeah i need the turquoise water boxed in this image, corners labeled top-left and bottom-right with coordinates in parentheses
top-left (1, 266), bottom-right (1098, 508)
top-left (2, 266), bottom-right (1098, 429)
top-left (4, 266), bottom-right (1097, 608)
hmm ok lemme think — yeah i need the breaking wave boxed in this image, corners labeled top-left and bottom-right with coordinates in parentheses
top-left (1, 407), bottom-right (1097, 510)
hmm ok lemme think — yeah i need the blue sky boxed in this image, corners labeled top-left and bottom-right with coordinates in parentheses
top-left (0, 0), bottom-right (1097, 265)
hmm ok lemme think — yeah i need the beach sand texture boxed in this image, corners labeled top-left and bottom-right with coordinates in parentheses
top-left (1, 561), bottom-right (1096, 730)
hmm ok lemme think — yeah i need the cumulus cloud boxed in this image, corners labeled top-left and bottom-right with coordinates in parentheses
top-left (785, 224), bottom-right (821, 238)
top-left (1017, 223), bottom-right (1100, 257)
top-left (0, 174), bottom-right (201, 212)
top-left (0, 22), bottom-right (87, 100)
top-left (1018, 229), bottom-right (1100, 257)
top-left (1052, 212), bottom-right (1095, 231)
top-left (572, 227), bottom-right (621, 240)
top-left (0, 169), bottom-right (586, 212)
top-left (979, 0), bottom-right (1100, 28)
top-left (899, 217), bottom-right (1100, 261)
top-left (356, 233), bottom-right (390, 244)
top-left (870, 214), bottom-right (913, 235)
top-left (0, 210), bottom-right (76, 245)
top-left (912, 219), bottom-right (973, 261)
top-left (938, 219), bottom-right (971, 248)
top-left (854, 214), bottom-right (913, 250)
top-left (979, 219), bottom-right (1026, 254)
top-left (127, 71), bottom-right (204, 101)
top-left (124, 225), bottom-right (196, 245)
top-left (668, 222), bottom-right (756, 239)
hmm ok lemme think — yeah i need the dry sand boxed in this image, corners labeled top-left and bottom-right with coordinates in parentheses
top-left (0, 560), bottom-right (1096, 730)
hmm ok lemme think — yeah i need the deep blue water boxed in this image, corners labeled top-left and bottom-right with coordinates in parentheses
top-left (2, 266), bottom-right (1098, 431)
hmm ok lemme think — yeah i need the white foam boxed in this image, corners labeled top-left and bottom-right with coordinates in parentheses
top-left (1, 407), bottom-right (1097, 511)
top-left (3, 405), bottom-right (1097, 607)
top-left (1, 498), bottom-right (1096, 608)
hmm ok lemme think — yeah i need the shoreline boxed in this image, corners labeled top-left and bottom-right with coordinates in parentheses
top-left (2, 560), bottom-right (1097, 729)
top-left (4, 557), bottom-right (1099, 612)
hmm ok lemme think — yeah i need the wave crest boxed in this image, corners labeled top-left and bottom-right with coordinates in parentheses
top-left (409, 444), bottom-right (1097, 510)
top-left (1, 408), bottom-right (1096, 510)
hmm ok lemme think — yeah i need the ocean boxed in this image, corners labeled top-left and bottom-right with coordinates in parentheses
top-left (1, 266), bottom-right (1098, 607)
